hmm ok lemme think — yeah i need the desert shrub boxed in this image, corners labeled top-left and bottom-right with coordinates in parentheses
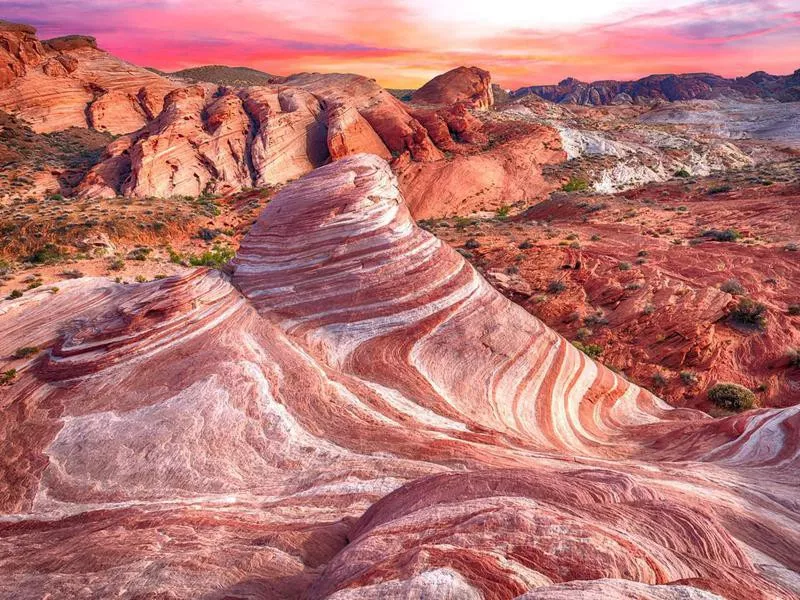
top-left (785, 242), bottom-right (799, 252)
top-left (643, 304), bottom-right (655, 315)
top-left (680, 370), bottom-right (698, 385)
top-left (60, 269), bottom-right (84, 279)
top-left (135, 275), bottom-right (147, 283)
top-left (788, 304), bottom-right (800, 316)
top-left (108, 257), bottom-right (125, 271)
top-left (590, 234), bottom-right (601, 241)
top-left (729, 298), bottom-right (767, 330)
top-left (6, 289), bottom-right (23, 300)
top-left (576, 327), bottom-right (592, 340)
top-left (188, 244), bottom-right (235, 269)
top-left (547, 280), bottom-right (566, 294)
top-left (13, 346), bottom-right (39, 359)
top-left (720, 279), bottom-right (746, 296)
top-left (637, 250), bottom-right (648, 257)
top-left (572, 341), bottom-right (603, 359)
top-left (0, 369), bottom-right (16, 385)
top-left (127, 247), bottom-right (152, 261)
top-left (464, 238), bottom-right (480, 249)
top-left (27, 243), bottom-right (65, 264)
top-left (496, 205), bottom-right (510, 219)
top-left (674, 169), bottom-right (690, 178)
top-left (584, 310), bottom-right (609, 326)
top-left (518, 240), bottom-right (533, 250)
top-left (562, 177), bottom-right (589, 192)
top-left (788, 349), bottom-right (800, 368)
top-left (708, 184), bottom-right (733, 195)
top-left (702, 229), bottom-right (740, 242)
top-left (707, 382), bottom-right (756, 411)
top-left (652, 373), bottom-right (667, 387)
top-left (618, 261), bottom-right (632, 271)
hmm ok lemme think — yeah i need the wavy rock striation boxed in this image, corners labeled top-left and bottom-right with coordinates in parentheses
top-left (0, 155), bottom-right (798, 599)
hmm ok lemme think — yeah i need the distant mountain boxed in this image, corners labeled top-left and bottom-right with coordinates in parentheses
top-left (155, 65), bottom-right (279, 87)
top-left (511, 69), bottom-right (800, 106)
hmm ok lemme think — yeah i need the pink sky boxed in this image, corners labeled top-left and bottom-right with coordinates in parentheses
top-left (4, 0), bottom-right (799, 88)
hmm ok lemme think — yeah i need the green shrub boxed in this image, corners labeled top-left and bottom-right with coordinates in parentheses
top-left (572, 341), bottom-right (603, 359)
top-left (680, 370), bottom-right (698, 385)
top-left (464, 238), bottom-right (480, 249)
top-left (13, 346), bottom-right (39, 359)
top-left (496, 205), bottom-right (510, 219)
top-left (707, 382), bottom-right (756, 411)
top-left (547, 280), bottom-right (566, 294)
top-left (674, 169), bottom-right (690, 178)
top-left (618, 262), bottom-right (632, 271)
top-left (729, 298), bottom-right (767, 330)
top-left (0, 369), bottom-right (16, 385)
top-left (518, 240), bottom-right (533, 250)
top-left (6, 289), bottom-right (23, 300)
top-left (27, 243), bottom-right (64, 264)
top-left (720, 279), bottom-right (746, 296)
top-left (702, 229), bottom-right (740, 242)
top-left (188, 245), bottom-right (235, 269)
top-left (708, 184), bottom-right (733, 195)
top-left (562, 177), bottom-right (589, 192)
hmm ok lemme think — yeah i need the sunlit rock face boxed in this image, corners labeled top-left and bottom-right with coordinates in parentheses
top-left (0, 21), bottom-right (176, 134)
top-left (1, 154), bottom-right (798, 600)
top-left (411, 66), bottom-right (494, 110)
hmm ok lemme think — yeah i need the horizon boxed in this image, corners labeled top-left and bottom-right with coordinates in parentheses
top-left (3, 0), bottom-right (799, 89)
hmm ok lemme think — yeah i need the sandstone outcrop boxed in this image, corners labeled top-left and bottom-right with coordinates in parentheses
top-left (2, 155), bottom-right (796, 598)
top-left (0, 21), bottom-right (176, 134)
top-left (411, 66), bottom-right (494, 109)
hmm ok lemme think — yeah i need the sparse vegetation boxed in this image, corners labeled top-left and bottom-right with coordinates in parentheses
top-left (618, 261), bottom-right (632, 271)
top-left (562, 177), bottom-right (589, 192)
top-left (708, 184), bottom-right (733, 195)
top-left (707, 382), bottom-right (756, 412)
top-left (788, 304), bottom-right (800, 316)
top-left (27, 243), bottom-right (65, 264)
top-left (787, 349), bottom-right (800, 369)
top-left (547, 280), bottom-right (566, 294)
top-left (572, 341), bottom-right (603, 359)
top-left (728, 298), bottom-right (767, 330)
top-left (6, 289), bottom-right (23, 300)
top-left (464, 238), bottom-right (480, 249)
top-left (12, 346), bottom-right (39, 359)
top-left (702, 229), bottom-right (741, 242)
top-left (680, 370), bottom-right (698, 385)
top-left (674, 169), bottom-right (691, 178)
top-left (496, 205), bottom-right (510, 219)
top-left (0, 369), bottom-right (17, 386)
top-left (720, 279), bottom-right (746, 296)
top-left (187, 244), bottom-right (235, 269)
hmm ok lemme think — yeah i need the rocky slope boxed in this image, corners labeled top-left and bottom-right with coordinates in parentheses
top-left (0, 20), bottom-right (176, 134)
top-left (432, 161), bottom-right (800, 411)
top-left (0, 155), bottom-right (798, 599)
top-left (75, 68), bottom-right (564, 216)
top-left (512, 69), bottom-right (800, 106)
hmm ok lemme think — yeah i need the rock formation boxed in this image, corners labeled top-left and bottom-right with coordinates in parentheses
top-left (411, 66), bottom-right (494, 109)
top-left (0, 21), bottom-right (176, 134)
top-left (1, 155), bottom-right (798, 599)
top-left (512, 69), bottom-right (800, 105)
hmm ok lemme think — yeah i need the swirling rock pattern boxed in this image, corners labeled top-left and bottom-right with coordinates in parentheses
top-left (0, 155), bottom-right (798, 599)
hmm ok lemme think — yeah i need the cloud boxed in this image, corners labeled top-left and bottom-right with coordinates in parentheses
top-left (2, 0), bottom-right (798, 88)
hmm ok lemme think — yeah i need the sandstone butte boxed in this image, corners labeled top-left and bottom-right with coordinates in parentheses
top-left (0, 21), bottom-right (177, 135)
top-left (0, 154), bottom-right (798, 600)
top-left (410, 66), bottom-right (495, 109)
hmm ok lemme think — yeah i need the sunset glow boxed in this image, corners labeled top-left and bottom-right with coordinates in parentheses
top-left (3, 0), bottom-right (799, 88)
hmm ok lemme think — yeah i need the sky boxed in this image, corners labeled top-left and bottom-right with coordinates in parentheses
top-left (2, 0), bottom-right (799, 89)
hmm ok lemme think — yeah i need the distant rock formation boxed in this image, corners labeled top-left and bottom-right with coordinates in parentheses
top-left (411, 66), bottom-right (494, 109)
top-left (0, 20), bottom-right (177, 133)
top-left (512, 69), bottom-right (800, 105)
